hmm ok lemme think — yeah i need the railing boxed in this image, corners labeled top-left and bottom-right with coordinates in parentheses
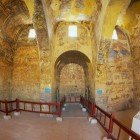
top-left (60, 96), bottom-right (66, 108)
top-left (0, 99), bottom-right (64, 117)
top-left (0, 100), bottom-right (17, 115)
top-left (64, 95), bottom-right (80, 103)
top-left (80, 96), bottom-right (140, 140)
top-left (80, 97), bottom-right (95, 117)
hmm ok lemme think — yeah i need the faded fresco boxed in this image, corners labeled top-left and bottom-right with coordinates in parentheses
top-left (60, 63), bottom-right (85, 97)
top-left (53, 22), bottom-right (93, 62)
top-left (0, 0), bottom-right (140, 112)
top-left (12, 46), bottom-right (40, 101)
top-left (0, 59), bottom-right (11, 100)
top-left (95, 29), bottom-right (133, 111)
top-left (107, 40), bottom-right (133, 111)
top-left (49, 0), bottom-right (95, 21)
top-left (132, 14), bottom-right (140, 108)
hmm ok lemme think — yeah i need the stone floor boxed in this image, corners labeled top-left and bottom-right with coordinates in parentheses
top-left (0, 113), bottom-right (105, 140)
top-left (62, 103), bottom-right (88, 118)
top-left (0, 104), bottom-right (139, 140)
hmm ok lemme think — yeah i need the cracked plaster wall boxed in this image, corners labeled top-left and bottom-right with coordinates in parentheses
top-left (53, 22), bottom-right (93, 62)
top-left (11, 46), bottom-right (40, 101)
top-left (59, 63), bottom-right (85, 97)
top-left (95, 31), bottom-right (133, 111)
top-left (0, 59), bottom-right (11, 100)
top-left (132, 14), bottom-right (140, 108)
top-left (1, 0), bottom-right (140, 112)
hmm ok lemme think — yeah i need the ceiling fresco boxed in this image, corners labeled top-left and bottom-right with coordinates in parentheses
top-left (0, 0), bottom-right (140, 63)
top-left (48, 0), bottom-right (96, 22)
top-left (0, 0), bottom-right (30, 63)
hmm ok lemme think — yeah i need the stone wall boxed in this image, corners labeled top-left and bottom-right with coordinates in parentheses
top-left (60, 63), bottom-right (85, 97)
top-left (33, 0), bottom-right (52, 102)
top-left (0, 59), bottom-right (11, 100)
top-left (95, 37), bottom-right (133, 111)
top-left (53, 22), bottom-right (93, 62)
top-left (48, 0), bottom-right (96, 21)
top-left (95, 39), bottom-right (110, 110)
top-left (107, 40), bottom-right (133, 111)
top-left (132, 14), bottom-right (140, 108)
top-left (12, 46), bottom-right (40, 101)
top-left (52, 21), bottom-right (95, 100)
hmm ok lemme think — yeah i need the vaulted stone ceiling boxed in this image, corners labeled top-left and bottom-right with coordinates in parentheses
top-left (49, 0), bottom-right (98, 21)
top-left (0, 0), bottom-right (30, 63)
top-left (117, 0), bottom-right (140, 33)
top-left (0, 0), bottom-right (30, 42)
top-left (42, 0), bottom-right (102, 40)
top-left (0, 0), bottom-right (140, 63)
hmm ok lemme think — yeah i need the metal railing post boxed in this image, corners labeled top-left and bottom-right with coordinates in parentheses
top-left (5, 100), bottom-right (8, 116)
top-left (91, 103), bottom-right (96, 117)
top-left (58, 102), bottom-right (61, 117)
top-left (108, 113), bottom-right (114, 138)
top-left (16, 99), bottom-right (20, 112)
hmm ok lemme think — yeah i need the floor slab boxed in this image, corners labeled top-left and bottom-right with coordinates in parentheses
top-left (0, 105), bottom-right (138, 140)
top-left (0, 112), bottom-right (105, 140)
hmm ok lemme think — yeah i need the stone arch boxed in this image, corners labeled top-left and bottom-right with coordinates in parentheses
top-left (53, 50), bottom-right (94, 101)
top-left (101, 0), bottom-right (131, 39)
top-left (52, 21), bottom-right (93, 63)
top-left (109, 25), bottom-right (132, 55)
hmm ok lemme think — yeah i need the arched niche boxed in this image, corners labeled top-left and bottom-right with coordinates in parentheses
top-left (53, 50), bottom-right (94, 101)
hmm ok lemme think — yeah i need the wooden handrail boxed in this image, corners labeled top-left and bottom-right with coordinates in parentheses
top-left (0, 100), bottom-right (17, 115)
top-left (19, 100), bottom-right (59, 106)
top-left (95, 105), bottom-right (111, 118)
top-left (112, 118), bottom-right (140, 140)
top-left (80, 96), bottom-right (140, 140)
top-left (65, 95), bottom-right (80, 103)
top-left (0, 100), bottom-right (6, 103)
top-left (1, 97), bottom-right (139, 139)
top-left (0, 99), bottom-right (64, 117)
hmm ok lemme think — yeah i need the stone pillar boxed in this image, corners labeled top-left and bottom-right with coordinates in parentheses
top-left (33, 0), bottom-right (52, 102)
top-left (95, 38), bottom-right (111, 110)
top-left (131, 15), bottom-right (140, 108)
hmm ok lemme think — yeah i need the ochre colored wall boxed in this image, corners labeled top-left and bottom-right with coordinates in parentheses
top-left (107, 40), bottom-right (133, 111)
top-left (0, 59), bottom-right (11, 100)
top-left (48, 0), bottom-right (96, 21)
top-left (12, 46), bottom-right (40, 101)
top-left (1, 0), bottom-right (140, 112)
top-left (59, 63), bottom-right (85, 97)
top-left (52, 22), bottom-right (95, 100)
top-left (95, 30), bottom-right (133, 111)
top-left (53, 22), bottom-right (93, 62)
top-left (132, 15), bottom-right (140, 108)
top-left (120, 1), bottom-right (140, 33)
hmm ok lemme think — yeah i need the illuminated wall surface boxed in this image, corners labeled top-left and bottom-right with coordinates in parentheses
top-left (0, 0), bottom-right (140, 111)
top-left (60, 63), bottom-right (85, 97)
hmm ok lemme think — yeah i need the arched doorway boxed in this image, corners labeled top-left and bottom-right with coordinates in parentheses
top-left (54, 50), bottom-right (92, 102)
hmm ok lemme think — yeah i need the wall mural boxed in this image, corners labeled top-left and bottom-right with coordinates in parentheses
top-left (60, 63), bottom-right (85, 97)
top-left (0, 59), bottom-right (11, 100)
top-left (55, 23), bottom-right (90, 47)
top-left (12, 46), bottom-right (40, 101)
top-left (95, 30), bottom-right (133, 111)
top-left (107, 39), bottom-right (133, 111)
top-left (132, 14), bottom-right (140, 108)
top-left (54, 22), bottom-right (93, 62)
top-left (50, 0), bottom-right (95, 21)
